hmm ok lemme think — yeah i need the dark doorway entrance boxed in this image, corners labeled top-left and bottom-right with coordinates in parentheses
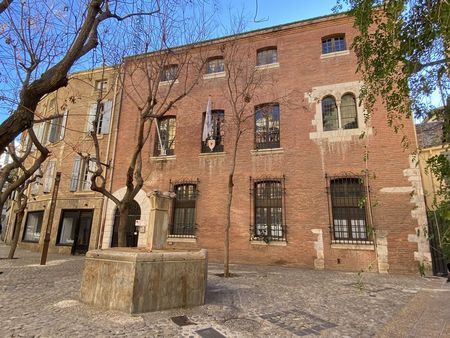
top-left (57, 210), bottom-right (93, 255)
top-left (111, 201), bottom-right (141, 247)
top-left (427, 211), bottom-right (448, 276)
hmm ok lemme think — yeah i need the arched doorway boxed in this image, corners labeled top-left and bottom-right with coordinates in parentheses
top-left (110, 201), bottom-right (140, 247)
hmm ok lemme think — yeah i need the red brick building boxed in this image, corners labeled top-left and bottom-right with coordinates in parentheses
top-left (102, 13), bottom-right (431, 274)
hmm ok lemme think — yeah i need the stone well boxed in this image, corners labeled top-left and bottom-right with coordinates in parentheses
top-left (80, 248), bottom-right (208, 313)
top-left (80, 191), bottom-right (207, 314)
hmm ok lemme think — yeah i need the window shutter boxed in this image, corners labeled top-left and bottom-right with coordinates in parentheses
top-left (59, 111), bottom-right (68, 141)
top-left (82, 159), bottom-right (97, 191)
top-left (100, 100), bottom-right (112, 134)
top-left (86, 104), bottom-right (97, 133)
top-left (69, 156), bottom-right (81, 192)
top-left (43, 161), bottom-right (56, 193)
top-left (48, 120), bottom-right (57, 143)
top-left (30, 172), bottom-right (40, 195)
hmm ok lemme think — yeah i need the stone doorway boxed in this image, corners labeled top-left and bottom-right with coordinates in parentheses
top-left (110, 201), bottom-right (140, 247)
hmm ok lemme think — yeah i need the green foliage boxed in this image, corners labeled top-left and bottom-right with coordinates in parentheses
top-left (336, 0), bottom-right (450, 268)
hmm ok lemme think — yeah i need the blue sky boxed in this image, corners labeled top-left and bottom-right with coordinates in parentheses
top-left (217, 0), bottom-right (343, 33)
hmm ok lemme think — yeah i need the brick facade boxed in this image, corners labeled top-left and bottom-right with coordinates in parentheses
top-left (106, 14), bottom-right (431, 274)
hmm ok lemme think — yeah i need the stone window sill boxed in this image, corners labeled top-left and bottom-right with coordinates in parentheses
top-left (331, 242), bottom-right (374, 251)
top-left (167, 236), bottom-right (197, 243)
top-left (320, 50), bottom-right (350, 59)
top-left (255, 62), bottom-right (279, 70)
top-left (73, 191), bottom-right (96, 196)
top-left (159, 79), bottom-right (179, 86)
top-left (150, 155), bottom-right (176, 162)
top-left (251, 148), bottom-right (284, 156)
top-left (309, 128), bottom-right (371, 142)
top-left (203, 72), bottom-right (226, 80)
top-left (198, 152), bottom-right (226, 158)
top-left (250, 240), bottom-right (287, 247)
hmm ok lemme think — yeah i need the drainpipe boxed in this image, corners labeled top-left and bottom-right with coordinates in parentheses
top-left (96, 65), bottom-right (124, 249)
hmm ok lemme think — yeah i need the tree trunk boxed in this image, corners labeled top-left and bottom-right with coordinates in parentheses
top-left (224, 173), bottom-right (233, 277)
top-left (224, 131), bottom-right (240, 277)
top-left (117, 203), bottom-right (130, 247)
top-left (8, 207), bottom-right (25, 259)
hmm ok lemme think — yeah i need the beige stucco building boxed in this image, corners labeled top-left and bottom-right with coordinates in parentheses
top-left (4, 66), bottom-right (121, 255)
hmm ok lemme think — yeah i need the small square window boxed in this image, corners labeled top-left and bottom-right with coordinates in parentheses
top-left (161, 65), bottom-right (178, 82)
top-left (257, 47), bottom-right (277, 66)
top-left (206, 57), bottom-right (224, 74)
top-left (322, 36), bottom-right (346, 54)
top-left (95, 80), bottom-right (108, 91)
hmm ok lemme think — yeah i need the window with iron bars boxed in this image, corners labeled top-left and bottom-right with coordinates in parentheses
top-left (326, 175), bottom-right (372, 244)
top-left (169, 181), bottom-right (198, 237)
top-left (255, 103), bottom-right (280, 149)
top-left (201, 110), bottom-right (224, 153)
top-left (250, 177), bottom-right (286, 242)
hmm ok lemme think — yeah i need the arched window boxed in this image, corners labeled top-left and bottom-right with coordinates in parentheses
top-left (256, 47), bottom-right (277, 66)
top-left (111, 200), bottom-right (141, 247)
top-left (340, 93), bottom-right (358, 129)
top-left (322, 34), bottom-right (346, 54)
top-left (322, 96), bottom-right (338, 131)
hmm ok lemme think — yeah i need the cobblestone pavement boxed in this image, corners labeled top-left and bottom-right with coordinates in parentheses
top-left (0, 244), bottom-right (448, 338)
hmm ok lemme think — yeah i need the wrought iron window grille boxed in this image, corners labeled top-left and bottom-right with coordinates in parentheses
top-left (255, 103), bottom-right (280, 150)
top-left (249, 175), bottom-right (287, 242)
top-left (201, 110), bottom-right (225, 153)
top-left (325, 172), bottom-right (373, 244)
top-left (168, 179), bottom-right (199, 238)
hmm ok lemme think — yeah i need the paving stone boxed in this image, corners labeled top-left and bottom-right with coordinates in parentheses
top-left (0, 243), bottom-right (448, 337)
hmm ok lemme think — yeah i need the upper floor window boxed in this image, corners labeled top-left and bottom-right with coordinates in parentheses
top-left (206, 57), bottom-right (224, 74)
top-left (328, 176), bottom-right (370, 243)
top-left (160, 64), bottom-right (178, 82)
top-left (322, 93), bottom-right (358, 131)
top-left (322, 35), bottom-right (346, 54)
top-left (251, 178), bottom-right (286, 242)
top-left (69, 156), bottom-right (97, 192)
top-left (95, 79), bottom-right (108, 92)
top-left (171, 183), bottom-right (197, 237)
top-left (154, 116), bottom-right (176, 156)
top-left (255, 103), bottom-right (280, 149)
top-left (43, 160), bottom-right (56, 193)
top-left (257, 47), bottom-right (277, 66)
top-left (201, 110), bottom-right (224, 153)
top-left (86, 100), bottom-right (112, 135)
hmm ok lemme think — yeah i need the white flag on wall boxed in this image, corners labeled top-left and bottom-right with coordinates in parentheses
top-left (202, 96), bottom-right (212, 142)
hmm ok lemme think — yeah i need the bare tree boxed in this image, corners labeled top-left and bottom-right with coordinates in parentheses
top-left (82, 2), bottom-right (211, 247)
top-left (7, 170), bottom-right (42, 259)
top-left (0, 0), bottom-right (161, 152)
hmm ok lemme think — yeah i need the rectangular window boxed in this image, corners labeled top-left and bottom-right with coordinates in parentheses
top-left (206, 57), bottom-right (224, 74)
top-left (201, 110), bottom-right (224, 153)
top-left (86, 101), bottom-right (112, 135)
top-left (22, 211), bottom-right (44, 242)
top-left (251, 178), bottom-right (286, 242)
top-left (255, 103), bottom-right (280, 149)
top-left (81, 159), bottom-right (96, 191)
top-left (95, 80), bottom-right (108, 91)
top-left (154, 117), bottom-right (176, 156)
top-left (322, 36), bottom-right (346, 54)
top-left (257, 47), bottom-right (277, 66)
top-left (329, 176), bottom-right (370, 243)
top-left (160, 64), bottom-right (178, 82)
top-left (170, 183), bottom-right (197, 237)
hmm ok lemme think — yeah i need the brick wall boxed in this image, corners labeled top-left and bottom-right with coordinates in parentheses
top-left (110, 14), bottom-right (429, 274)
